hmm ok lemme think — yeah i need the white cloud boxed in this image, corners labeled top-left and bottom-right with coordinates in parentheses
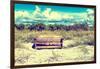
top-left (86, 9), bottom-right (94, 23)
top-left (15, 6), bottom-right (94, 25)
top-left (43, 8), bottom-right (51, 18)
top-left (32, 5), bottom-right (42, 18)
top-left (87, 9), bottom-right (94, 14)
top-left (15, 11), bottom-right (30, 19)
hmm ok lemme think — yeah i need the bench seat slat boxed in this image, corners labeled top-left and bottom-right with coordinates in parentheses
top-left (35, 42), bottom-right (61, 44)
top-left (35, 38), bottom-right (61, 41)
top-left (36, 46), bottom-right (61, 49)
top-left (35, 40), bottom-right (61, 42)
top-left (36, 44), bottom-right (61, 46)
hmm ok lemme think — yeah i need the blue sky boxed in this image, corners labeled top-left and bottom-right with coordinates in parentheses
top-left (15, 4), bottom-right (90, 13)
top-left (14, 3), bottom-right (94, 26)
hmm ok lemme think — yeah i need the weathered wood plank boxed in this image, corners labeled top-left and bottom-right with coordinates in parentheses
top-left (33, 37), bottom-right (63, 49)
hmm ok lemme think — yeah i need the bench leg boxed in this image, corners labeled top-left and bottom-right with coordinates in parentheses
top-left (32, 44), bottom-right (35, 49)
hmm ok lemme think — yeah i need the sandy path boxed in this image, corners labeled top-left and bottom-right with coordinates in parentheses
top-left (15, 40), bottom-right (94, 65)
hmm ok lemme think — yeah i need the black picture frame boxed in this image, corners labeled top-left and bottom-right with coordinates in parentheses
top-left (10, 0), bottom-right (96, 69)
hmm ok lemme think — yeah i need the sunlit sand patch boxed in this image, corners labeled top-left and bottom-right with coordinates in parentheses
top-left (15, 40), bottom-right (94, 65)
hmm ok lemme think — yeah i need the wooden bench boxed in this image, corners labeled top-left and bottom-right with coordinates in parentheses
top-left (32, 36), bottom-right (63, 49)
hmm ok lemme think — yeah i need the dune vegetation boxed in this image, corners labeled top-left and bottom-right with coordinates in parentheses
top-left (15, 29), bottom-right (94, 65)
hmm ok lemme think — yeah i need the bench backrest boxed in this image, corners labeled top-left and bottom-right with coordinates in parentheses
top-left (34, 37), bottom-right (63, 46)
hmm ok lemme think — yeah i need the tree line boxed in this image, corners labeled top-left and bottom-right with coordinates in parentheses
top-left (15, 23), bottom-right (91, 31)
